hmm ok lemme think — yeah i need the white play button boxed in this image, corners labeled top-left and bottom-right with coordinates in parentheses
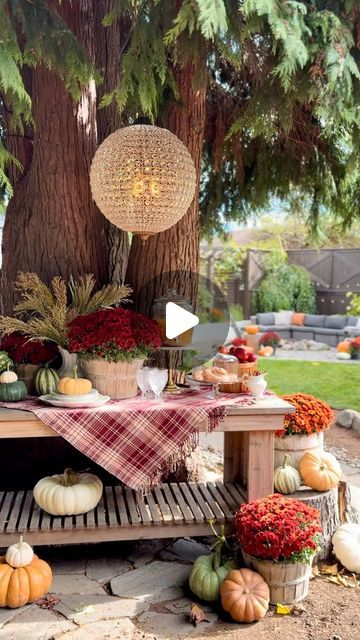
top-left (165, 302), bottom-right (199, 340)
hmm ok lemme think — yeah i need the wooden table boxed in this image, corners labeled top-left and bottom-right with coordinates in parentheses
top-left (0, 397), bottom-right (293, 546)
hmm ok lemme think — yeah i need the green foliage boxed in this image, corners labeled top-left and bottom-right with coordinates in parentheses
top-left (256, 252), bottom-right (316, 313)
top-left (346, 293), bottom-right (360, 317)
top-left (212, 240), bottom-right (245, 286)
top-left (229, 303), bottom-right (243, 321)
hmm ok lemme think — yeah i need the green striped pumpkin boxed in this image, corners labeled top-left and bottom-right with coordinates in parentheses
top-left (274, 454), bottom-right (301, 495)
top-left (35, 366), bottom-right (60, 395)
top-left (0, 351), bottom-right (14, 374)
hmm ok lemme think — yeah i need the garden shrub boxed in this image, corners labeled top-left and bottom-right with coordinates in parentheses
top-left (256, 254), bottom-right (316, 313)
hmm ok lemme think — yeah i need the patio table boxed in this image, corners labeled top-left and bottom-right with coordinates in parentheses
top-left (0, 394), bottom-right (294, 546)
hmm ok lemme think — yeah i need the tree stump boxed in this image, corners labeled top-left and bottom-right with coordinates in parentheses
top-left (291, 487), bottom-right (340, 560)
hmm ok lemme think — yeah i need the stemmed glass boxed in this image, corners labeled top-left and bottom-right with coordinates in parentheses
top-left (136, 367), bottom-right (151, 398)
top-left (149, 369), bottom-right (168, 401)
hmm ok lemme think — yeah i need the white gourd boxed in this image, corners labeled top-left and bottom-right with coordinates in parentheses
top-left (274, 454), bottom-right (301, 494)
top-left (0, 366), bottom-right (18, 384)
top-left (33, 469), bottom-right (103, 516)
top-left (5, 536), bottom-right (34, 567)
top-left (332, 524), bottom-right (360, 573)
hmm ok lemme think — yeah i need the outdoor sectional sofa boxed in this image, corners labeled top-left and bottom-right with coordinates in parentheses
top-left (249, 313), bottom-right (360, 347)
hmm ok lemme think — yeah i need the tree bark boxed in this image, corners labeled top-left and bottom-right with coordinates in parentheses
top-left (125, 61), bottom-right (206, 315)
top-left (94, 0), bottom-right (129, 284)
top-left (0, 0), bottom-right (121, 314)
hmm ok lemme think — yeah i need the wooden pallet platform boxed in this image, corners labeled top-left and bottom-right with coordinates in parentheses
top-left (0, 482), bottom-right (246, 546)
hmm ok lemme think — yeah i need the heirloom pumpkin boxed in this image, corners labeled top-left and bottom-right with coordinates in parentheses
top-left (35, 366), bottom-right (60, 395)
top-left (220, 568), bottom-right (270, 623)
top-left (258, 346), bottom-right (273, 357)
top-left (189, 553), bottom-right (238, 602)
top-left (57, 367), bottom-right (92, 396)
top-left (332, 523), bottom-right (360, 573)
top-left (0, 555), bottom-right (52, 608)
top-left (337, 340), bottom-right (351, 353)
top-left (274, 454), bottom-right (301, 494)
top-left (33, 468), bottom-right (103, 516)
top-left (5, 536), bottom-right (34, 568)
top-left (0, 380), bottom-right (27, 402)
top-left (300, 451), bottom-right (342, 491)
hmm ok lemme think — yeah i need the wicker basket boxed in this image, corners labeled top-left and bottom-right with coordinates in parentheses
top-left (218, 361), bottom-right (257, 393)
top-left (80, 358), bottom-right (144, 399)
top-left (242, 551), bottom-right (312, 604)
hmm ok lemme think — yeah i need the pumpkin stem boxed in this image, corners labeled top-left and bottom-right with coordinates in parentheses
top-left (72, 366), bottom-right (78, 380)
top-left (19, 535), bottom-right (23, 546)
top-left (63, 468), bottom-right (79, 487)
top-left (209, 521), bottom-right (227, 570)
top-left (283, 454), bottom-right (291, 467)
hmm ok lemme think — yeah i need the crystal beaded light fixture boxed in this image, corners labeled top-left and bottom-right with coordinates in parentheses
top-left (90, 125), bottom-right (196, 241)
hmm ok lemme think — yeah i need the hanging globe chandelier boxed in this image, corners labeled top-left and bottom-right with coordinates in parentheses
top-left (90, 125), bottom-right (196, 241)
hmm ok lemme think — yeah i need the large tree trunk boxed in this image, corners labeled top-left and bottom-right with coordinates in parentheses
top-left (0, 0), bottom-right (119, 314)
top-left (125, 61), bottom-right (206, 315)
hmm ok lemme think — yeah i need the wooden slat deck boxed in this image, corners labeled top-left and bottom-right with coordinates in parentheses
top-left (0, 482), bottom-right (246, 546)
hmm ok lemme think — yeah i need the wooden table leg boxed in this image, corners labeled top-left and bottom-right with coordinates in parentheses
top-left (223, 432), bottom-right (248, 485)
top-left (246, 430), bottom-right (274, 501)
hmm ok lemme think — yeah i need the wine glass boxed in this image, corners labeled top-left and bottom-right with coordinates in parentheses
top-left (136, 367), bottom-right (151, 398)
top-left (149, 369), bottom-right (168, 401)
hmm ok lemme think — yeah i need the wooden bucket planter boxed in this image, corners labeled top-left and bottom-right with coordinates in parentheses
top-left (274, 432), bottom-right (324, 471)
top-left (242, 551), bottom-right (312, 604)
top-left (81, 358), bottom-right (144, 399)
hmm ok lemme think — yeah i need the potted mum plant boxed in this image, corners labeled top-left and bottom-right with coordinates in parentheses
top-left (259, 331), bottom-right (281, 354)
top-left (350, 337), bottom-right (360, 360)
top-left (0, 333), bottom-right (58, 393)
top-left (235, 494), bottom-right (322, 604)
top-left (68, 307), bottom-right (161, 398)
top-left (274, 393), bottom-right (334, 471)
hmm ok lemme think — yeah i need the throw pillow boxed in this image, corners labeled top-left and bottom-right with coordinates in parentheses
top-left (274, 311), bottom-right (292, 326)
top-left (292, 312), bottom-right (305, 326)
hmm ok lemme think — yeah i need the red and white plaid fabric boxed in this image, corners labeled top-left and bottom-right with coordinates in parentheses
top-left (0, 392), bottom-right (256, 493)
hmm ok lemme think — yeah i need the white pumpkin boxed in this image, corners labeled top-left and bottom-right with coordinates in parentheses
top-left (33, 468), bottom-right (103, 516)
top-left (336, 352), bottom-right (351, 360)
top-left (274, 454), bottom-right (301, 494)
top-left (5, 535), bottom-right (34, 568)
top-left (332, 524), bottom-right (360, 573)
top-left (0, 368), bottom-right (18, 384)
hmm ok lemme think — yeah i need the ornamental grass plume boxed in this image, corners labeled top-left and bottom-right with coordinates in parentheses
top-left (235, 494), bottom-right (322, 563)
top-left (0, 272), bottom-right (132, 348)
top-left (277, 393), bottom-right (334, 438)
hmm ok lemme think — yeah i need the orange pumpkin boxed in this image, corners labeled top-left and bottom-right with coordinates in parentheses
top-left (258, 346), bottom-right (273, 357)
top-left (300, 451), bottom-right (342, 492)
top-left (0, 554), bottom-right (52, 608)
top-left (245, 325), bottom-right (260, 335)
top-left (337, 340), bottom-right (351, 353)
top-left (220, 568), bottom-right (269, 623)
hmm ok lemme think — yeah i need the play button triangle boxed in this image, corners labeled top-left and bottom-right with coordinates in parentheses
top-left (165, 302), bottom-right (199, 340)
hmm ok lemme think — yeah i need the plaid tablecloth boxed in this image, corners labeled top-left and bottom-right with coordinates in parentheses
top-left (0, 392), bottom-right (256, 493)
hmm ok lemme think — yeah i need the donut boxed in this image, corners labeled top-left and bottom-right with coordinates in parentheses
top-left (193, 369), bottom-right (204, 381)
top-left (203, 367), bottom-right (228, 383)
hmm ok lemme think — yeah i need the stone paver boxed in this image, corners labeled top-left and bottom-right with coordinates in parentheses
top-left (127, 538), bottom-right (166, 568)
top-left (51, 573), bottom-right (105, 595)
top-left (86, 557), bottom-right (132, 583)
top-left (1, 606), bottom-right (75, 640)
top-left (164, 597), bottom-right (213, 614)
top-left (160, 538), bottom-right (212, 564)
top-left (54, 593), bottom-right (149, 624)
top-left (59, 617), bottom-right (135, 640)
top-left (138, 610), bottom-right (218, 639)
top-left (0, 604), bottom-right (33, 629)
top-left (49, 556), bottom-right (87, 575)
top-left (110, 560), bottom-right (190, 602)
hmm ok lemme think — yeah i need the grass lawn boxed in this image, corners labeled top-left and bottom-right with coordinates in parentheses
top-left (258, 359), bottom-right (360, 411)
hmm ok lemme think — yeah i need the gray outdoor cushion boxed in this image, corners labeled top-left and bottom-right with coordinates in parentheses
top-left (291, 327), bottom-right (314, 335)
top-left (257, 313), bottom-right (274, 326)
top-left (324, 316), bottom-right (347, 330)
top-left (304, 314), bottom-right (326, 327)
top-left (314, 327), bottom-right (343, 336)
top-left (346, 316), bottom-right (359, 326)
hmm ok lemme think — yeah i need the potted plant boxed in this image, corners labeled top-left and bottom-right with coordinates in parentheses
top-left (235, 494), bottom-right (322, 604)
top-left (274, 393), bottom-right (334, 471)
top-left (350, 337), bottom-right (360, 360)
top-left (68, 307), bottom-right (161, 398)
top-left (0, 272), bottom-right (132, 376)
top-left (0, 333), bottom-right (58, 393)
top-left (259, 331), bottom-right (281, 354)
